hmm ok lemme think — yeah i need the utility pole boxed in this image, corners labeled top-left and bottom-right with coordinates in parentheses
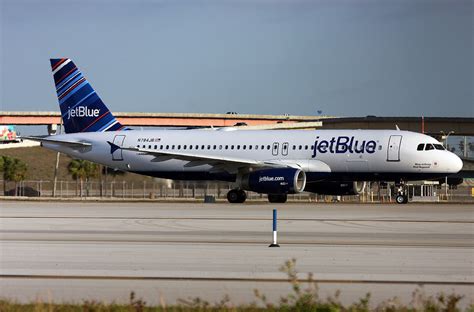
top-left (52, 123), bottom-right (62, 197)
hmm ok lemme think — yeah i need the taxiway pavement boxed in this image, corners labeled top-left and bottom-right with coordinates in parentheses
top-left (1, 201), bottom-right (473, 307)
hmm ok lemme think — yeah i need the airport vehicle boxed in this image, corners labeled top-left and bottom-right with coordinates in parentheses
top-left (25, 59), bottom-right (463, 204)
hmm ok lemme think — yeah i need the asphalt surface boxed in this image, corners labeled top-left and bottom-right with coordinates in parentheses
top-left (1, 201), bottom-right (473, 307)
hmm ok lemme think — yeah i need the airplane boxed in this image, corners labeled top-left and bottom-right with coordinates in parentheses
top-left (25, 58), bottom-right (463, 204)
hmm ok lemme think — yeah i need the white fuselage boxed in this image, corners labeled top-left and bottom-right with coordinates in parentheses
top-left (42, 129), bottom-right (462, 183)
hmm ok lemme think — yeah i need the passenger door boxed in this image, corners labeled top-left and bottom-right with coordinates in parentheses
top-left (387, 135), bottom-right (402, 162)
top-left (112, 135), bottom-right (126, 161)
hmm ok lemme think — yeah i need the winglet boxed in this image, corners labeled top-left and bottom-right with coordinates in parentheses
top-left (107, 141), bottom-right (121, 154)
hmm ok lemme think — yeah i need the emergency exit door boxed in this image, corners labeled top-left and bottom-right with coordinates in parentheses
top-left (387, 135), bottom-right (402, 162)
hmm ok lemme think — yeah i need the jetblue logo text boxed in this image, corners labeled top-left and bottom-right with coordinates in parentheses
top-left (259, 176), bottom-right (284, 182)
top-left (67, 106), bottom-right (100, 120)
top-left (311, 136), bottom-right (377, 158)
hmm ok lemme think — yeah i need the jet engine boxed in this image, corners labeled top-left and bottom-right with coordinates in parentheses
top-left (304, 181), bottom-right (366, 195)
top-left (239, 168), bottom-right (306, 194)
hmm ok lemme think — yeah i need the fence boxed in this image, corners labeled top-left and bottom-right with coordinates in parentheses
top-left (1, 179), bottom-right (473, 202)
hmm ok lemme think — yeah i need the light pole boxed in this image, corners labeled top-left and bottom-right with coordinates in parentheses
top-left (440, 131), bottom-right (454, 200)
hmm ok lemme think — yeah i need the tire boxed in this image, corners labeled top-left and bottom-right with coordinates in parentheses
top-left (237, 190), bottom-right (247, 203)
top-left (403, 195), bottom-right (409, 204)
top-left (268, 194), bottom-right (288, 203)
top-left (227, 190), bottom-right (240, 203)
top-left (396, 194), bottom-right (407, 204)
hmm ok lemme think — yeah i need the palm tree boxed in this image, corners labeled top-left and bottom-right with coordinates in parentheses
top-left (1, 156), bottom-right (27, 196)
top-left (68, 159), bottom-right (98, 197)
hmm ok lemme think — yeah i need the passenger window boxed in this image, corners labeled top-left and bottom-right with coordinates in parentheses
top-left (160, 145), bottom-right (163, 149)
top-left (425, 144), bottom-right (434, 151)
top-left (207, 145), bottom-right (211, 150)
top-left (267, 145), bottom-right (271, 150)
top-left (213, 145), bottom-right (216, 150)
top-left (311, 145), bottom-right (314, 150)
top-left (255, 145), bottom-right (258, 150)
top-left (231, 145), bottom-right (234, 150)
top-left (201, 145), bottom-right (205, 149)
top-left (219, 145), bottom-right (222, 150)
top-left (136, 145), bottom-right (139, 148)
top-left (142, 145), bottom-right (146, 148)
top-left (243, 145), bottom-right (246, 150)
top-left (293, 145), bottom-right (296, 150)
top-left (189, 145), bottom-right (192, 150)
top-left (305, 145), bottom-right (308, 150)
top-left (183, 145), bottom-right (186, 150)
top-left (166, 145), bottom-right (169, 149)
top-left (417, 144), bottom-right (424, 151)
top-left (195, 145), bottom-right (199, 150)
top-left (298, 145), bottom-right (302, 150)
top-left (261, 145), bottom-right (265, 149)
top-left (172, 145), bottom-right (175, 149)
top-left (225, 145), bottom-right (228, 150)
top-left (237, 145), bottom-right (240, 150)
top-left (249, 145), bottom-right (252, 150)
top-left (177, 145), bottom-right (181, 150)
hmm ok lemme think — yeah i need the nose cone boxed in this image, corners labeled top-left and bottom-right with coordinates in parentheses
top-left (449, 153), bottom-right (463, 173)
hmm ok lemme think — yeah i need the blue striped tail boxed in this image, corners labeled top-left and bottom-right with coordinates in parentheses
top-left (50, 58), bottom-right (126, 133)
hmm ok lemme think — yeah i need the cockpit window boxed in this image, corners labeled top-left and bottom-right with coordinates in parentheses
top-left (425, 144), bottom-right (434, 151)
top-left (434, 144), bottom-right (445, 150)
top-left (417, 144), bottom-right (424, 151)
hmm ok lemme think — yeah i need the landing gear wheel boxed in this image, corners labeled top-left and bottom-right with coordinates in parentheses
top-left (268, 194), bottom-right (288, 203)
top-left (396, 194), bottom-right (408, 204)
top-left (403, 195), bottom-right (408, 204)
top-left (395, 194), bottom-right (404, 204)
top-left (395, 180), bottom-right (408, 204)
top-left (237, 190), bottom-right (247, 203)
top-left (227, 189), bottom-right (246, 203)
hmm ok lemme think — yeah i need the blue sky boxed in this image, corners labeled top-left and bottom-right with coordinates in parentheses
top-left (1, 0), bottom-right (473, 117)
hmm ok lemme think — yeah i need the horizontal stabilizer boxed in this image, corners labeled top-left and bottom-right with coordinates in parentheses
top-left (20, 136), bottom-right (91, 147)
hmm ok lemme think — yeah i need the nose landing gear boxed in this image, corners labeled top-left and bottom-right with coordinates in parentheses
top-left (227, 189), bottom-right (247, 203)
top-left (395, 182), bottom-right (409, 204)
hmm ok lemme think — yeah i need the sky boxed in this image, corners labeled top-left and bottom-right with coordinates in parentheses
top-left (1, 0), bottom-right (473, 118)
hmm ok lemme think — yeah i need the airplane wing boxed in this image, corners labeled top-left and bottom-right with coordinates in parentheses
top-left (113, 142), bottom-right (296, 173)
top-left (20, 136), bottom-right (92, 147)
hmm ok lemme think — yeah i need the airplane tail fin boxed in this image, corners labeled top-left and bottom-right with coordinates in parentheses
top-left (50, 58), bottom-right (126, 133)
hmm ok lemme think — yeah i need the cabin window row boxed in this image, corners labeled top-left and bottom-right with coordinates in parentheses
top-left (137, 144), bottom-right (273, 151)
top-left (136, 144), bottom-right (317, 151)
top-left (417, 143), bottom-right (445, 151)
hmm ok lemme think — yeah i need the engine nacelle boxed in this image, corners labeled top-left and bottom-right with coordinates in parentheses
top-left (240, 168), bottom-right (306, 194)
top-left (304, 181), bottom-right (365, 195)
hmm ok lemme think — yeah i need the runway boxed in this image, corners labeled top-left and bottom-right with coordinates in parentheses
top-left (1, 201), bottom-right (473, 307)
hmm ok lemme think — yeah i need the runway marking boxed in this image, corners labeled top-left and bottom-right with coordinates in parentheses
top-left (1, 274), bottom-right (472, 286)
top-left (1, 216), bottom-right (472, 223)
top-left (1, 238), bottom-right (472, 248)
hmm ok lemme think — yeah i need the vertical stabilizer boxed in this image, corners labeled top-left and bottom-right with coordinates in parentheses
top-left (50, 58), bottom-right (125, 133)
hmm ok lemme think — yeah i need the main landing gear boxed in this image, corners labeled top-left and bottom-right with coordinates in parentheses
top-left (268, 194), bottom-right (288, 203)
top-left (227, 189), bottom-right (247, 203)
top-left (395, 182), bottom-right (409, 204)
